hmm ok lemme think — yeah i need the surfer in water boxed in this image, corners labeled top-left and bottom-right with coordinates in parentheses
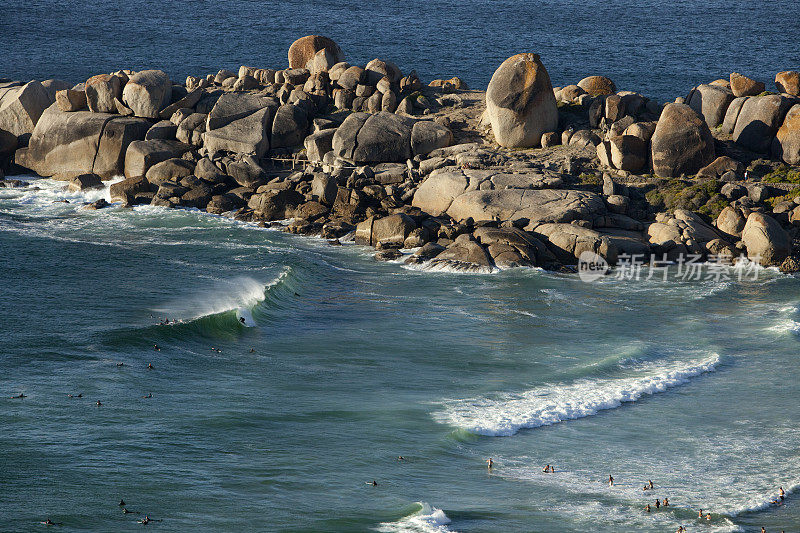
top-left (366, 480), bottom-right (378, 486)
top-left (119, 500), bottom-right (126, 506)
top-left (68, 393), bottom-right (82, 398)
top-left (96, 400), bottom-right (102, 406)
top-left (780, 486), bottom-right (785, 500)
top-left (543, 464), bottom-right (550, 473)
top-left (486, 458), bottom-right (494, 470)
top-left (153, 344), bottom-right (160, 351)
top-left (608, 475), bottom-right (614, 487)
top-left (143, 393), bottom-right (152, 399)
top-left (240, 317), bottom-right (246, 324)
top-left (147, 363), bottom-right (154, 370)
top-left (10, 393), bottom-right (25, 399)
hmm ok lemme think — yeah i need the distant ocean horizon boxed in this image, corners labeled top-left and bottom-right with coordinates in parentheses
top-left (3, 0), bottom-right (799, 102)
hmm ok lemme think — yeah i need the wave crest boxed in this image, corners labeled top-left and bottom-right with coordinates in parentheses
top-left (376, 502), bottom-right (453, 533)
top-left (433, 354), bottom-right (721, 436)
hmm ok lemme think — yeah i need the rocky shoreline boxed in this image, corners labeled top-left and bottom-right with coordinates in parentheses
top-left (3, 35), bottom-right (800, 274)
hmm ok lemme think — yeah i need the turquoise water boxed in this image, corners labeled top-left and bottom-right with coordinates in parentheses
top-left (2, 179), bottom-right (800, 532)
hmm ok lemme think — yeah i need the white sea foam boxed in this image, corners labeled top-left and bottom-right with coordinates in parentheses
top-left (376, 502), bottom-right (454, 533)
top-left (767, 319), bottom-right (800, 335)
top-left (434, 354), bottom-right (721, 436)
top-left (403, 260), bottom-right (496, 275)
top-left (2, 176), bottom-right (120, 208)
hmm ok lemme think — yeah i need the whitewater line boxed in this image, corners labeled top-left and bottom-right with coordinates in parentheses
top-left (433, 354), bottom-right (721, 437)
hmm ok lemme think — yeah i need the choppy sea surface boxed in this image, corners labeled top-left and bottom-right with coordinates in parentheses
top-left (2, 178), bottom-right (800, 532)
top-left (3, 0), bottom-right (800, 101)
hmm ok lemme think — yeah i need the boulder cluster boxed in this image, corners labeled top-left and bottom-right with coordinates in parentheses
top-left (3, 42), bottom-right (800, 273)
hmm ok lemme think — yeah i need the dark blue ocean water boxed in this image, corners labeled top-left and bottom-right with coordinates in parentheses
top-left (3, 0), bottom-right (799, 101)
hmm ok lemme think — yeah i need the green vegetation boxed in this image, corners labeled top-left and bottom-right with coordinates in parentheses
top-left (761, 164), bottom-right (800, 184)
top-left (645, 178), bottom-right (725, 220)
top-left (766, 188), bottom-right (800, 208)
top-left (577, 172), bottom-right (602, 187)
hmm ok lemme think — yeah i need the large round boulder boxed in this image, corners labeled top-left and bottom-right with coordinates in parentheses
top-left (715, 205), bottom-right (746, 237)
top-left (686, 84), bottom-right (734, 128)
top-left (288, 35), bottom-right (343, 69)
top-left (485, 53), bottom-right (558, 148)
top-left (733, 95), bottom-right (794, 153)
top-left (577, 75), bottom-right (617, 96)
top-left (650, 103), bottom-right (715, 178)
top-left (122, 70), bottom-right (172, 119)
top-left (741, 212), bottom-right (790, 266)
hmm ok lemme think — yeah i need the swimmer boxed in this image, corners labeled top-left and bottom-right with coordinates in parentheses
top-left (643, 484), bottom-right (649, 491)
top-left (147, 363), bottom-right (154, 370)
top-left (486, 458), bottom-right (494, 470)
top-left (649, 479), bottom-right (654, 489)
top-left (96, 400), bottom-right (102, 406)
top-left (608, 475), bottom-right (614, 486)
top-left (398, 456), bottom-right (406, 461)
top-left (645, 504), bottom-right (651, 513)
top-left (706, 513), bottom-right (711, 520)
top-left (549, 465), bottom-right (555, 473)
top-left (249, 348), bottom-right (255, 353)
top-left (698, 509), bottom-right (703, 518)
top-left (655, 499), bottom-right (660, 509)
top-left (663, 497), bottom-right (669, 507)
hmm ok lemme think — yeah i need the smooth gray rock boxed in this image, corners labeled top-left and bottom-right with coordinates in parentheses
top-left (650, 103), bottom-right (715, 177)
top-left (0, 80), bottom-right (51, 136)
top-left (124, 139), bottom-right (192, 178)
top-left (733, 95), bottom-right (795, 153)
top-left (16, 105), bottom-right (151, 180)
top-left (271, 104), bottom-right (308, 149)
top-left (446, 188), bottom-right (606, 224)
top-left (122, 70), bottom-right (172, 119)
top-left (203, 107), bottom-right (271, 157)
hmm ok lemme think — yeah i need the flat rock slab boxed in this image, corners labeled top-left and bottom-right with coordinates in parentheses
top-left (412, 167), bottom-right (562, 217)
top-left (441, 185), bottom-right (605, 225)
